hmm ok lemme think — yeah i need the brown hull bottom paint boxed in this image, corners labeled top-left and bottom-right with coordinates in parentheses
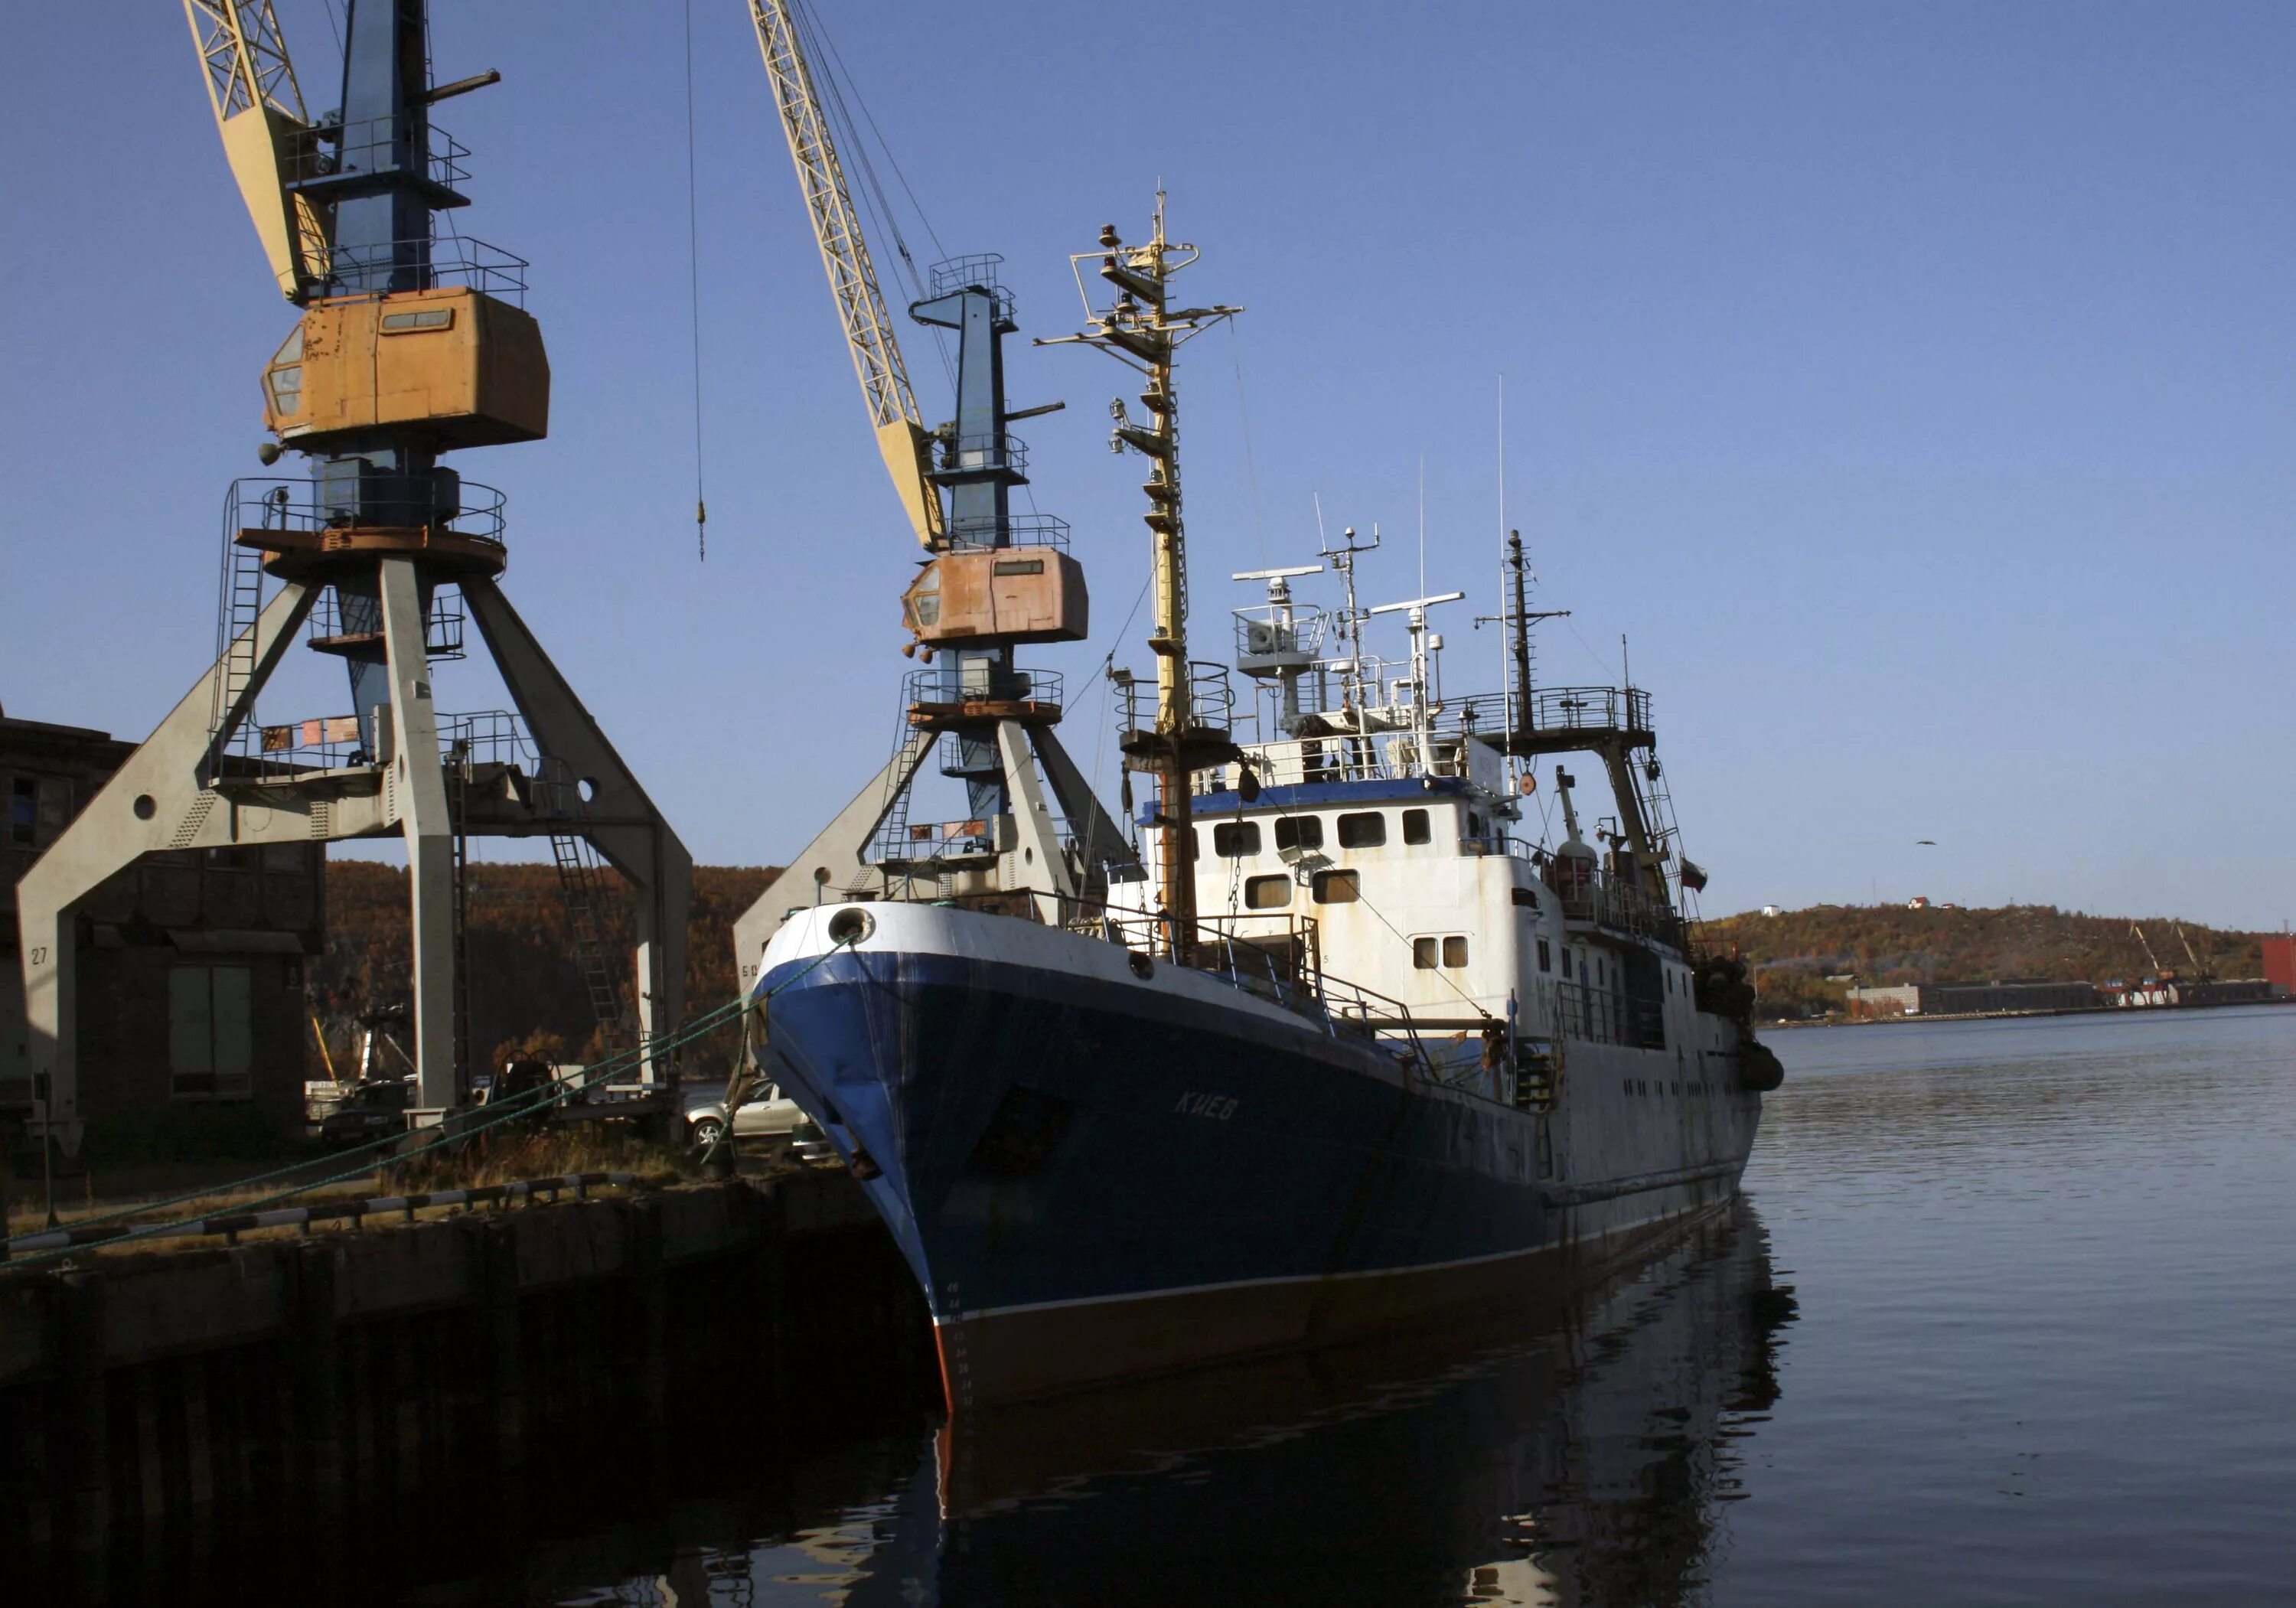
top-left (930, 1195), bottom-right (1733, 1409)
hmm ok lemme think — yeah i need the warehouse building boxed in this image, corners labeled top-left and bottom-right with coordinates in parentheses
top-left (3, 704), bottom-right (324, 1155)
top-left (1847, 980), bottom-right (2101, 1016)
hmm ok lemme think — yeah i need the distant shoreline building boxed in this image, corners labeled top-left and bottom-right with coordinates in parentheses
top-left (1851, 974), bottom-right (2281, 1017)
top-left (1847, 980), bottom-right (2101, 1016)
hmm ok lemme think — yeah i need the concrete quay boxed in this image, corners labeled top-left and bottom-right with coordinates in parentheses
top-left (0, 1170), bottom-right (931, 1566)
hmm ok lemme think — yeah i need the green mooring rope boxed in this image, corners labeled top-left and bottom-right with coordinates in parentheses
top-left (4, 937), bottom-right (856, 1270)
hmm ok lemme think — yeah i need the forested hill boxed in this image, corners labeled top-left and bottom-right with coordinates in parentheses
top-left (318, 860), bottom-right (776, 1077)
top-left (315, 862), bottom-right (2278, 1056)
top-left (1701, 903), bottom-right (2273, 1019)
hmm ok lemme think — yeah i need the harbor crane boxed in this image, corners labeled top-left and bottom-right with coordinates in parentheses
top-left (2131, 923), bottom-right (2169, 978)
top-left (731, 0), bottom-right (1134, 982)
top-left (2172, 922), bottom-right (2215, 983)
top-left (17, 2), bottom-right (690, 1150)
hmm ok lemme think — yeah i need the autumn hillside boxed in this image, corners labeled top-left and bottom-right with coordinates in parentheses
top-left (318, 860), bottom-right (777, 1077)
top-left (1701, 903), bottom-right (2274, 1019)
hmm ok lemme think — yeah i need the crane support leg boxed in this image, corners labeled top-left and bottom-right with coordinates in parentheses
top-left (1027, 725), bottom-right (1137, 890)
top-left (378, 559), bottom-right (458, 1110)
top-left (462, 579), bottom-right (692, 1082)
top-left (996, 721), bottom-right (1075, 910)
top-left (730, 732), bottom-right (935, 993)
top-left (16, 582), bottom-right (316, 1154)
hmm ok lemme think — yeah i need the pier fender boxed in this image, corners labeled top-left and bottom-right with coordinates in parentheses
top-left (1736, 1040), bottom-right (1786, 1093)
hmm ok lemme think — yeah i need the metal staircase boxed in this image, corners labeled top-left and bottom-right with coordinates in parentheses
top-left (1513, 1043), bottom-right (1558, 1114)
top-left (208, 516), bottom-right (272, 765)
top-left (446, 753), bottom-right (473, 1094)
top-left (550, 830), bottom-right (631, 1052)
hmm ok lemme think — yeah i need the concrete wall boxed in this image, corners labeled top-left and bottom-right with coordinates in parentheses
top-left (0, 1172), bottom-right (928, 1560)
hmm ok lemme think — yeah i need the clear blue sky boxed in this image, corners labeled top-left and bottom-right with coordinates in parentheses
top-left (4, 2), bottom-right (2291, 928)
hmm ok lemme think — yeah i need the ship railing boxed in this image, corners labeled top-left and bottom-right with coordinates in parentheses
top-left (1555, 980), bottom-right (1667, 1050)
top-left (1459, 834), bottom-right (1538, 860)
top-left (1203, 717), bottom-right (1496, 790)
top-left (928, 253), bottom-right (1017, 323)
top-left (1452, 685), bottom-right (1654, 748)
top-left (1550, 866), bottom-right (1686, 951)
top-left (914, 890), bottom-right (1436, 1059)
top-left (1116, 662), bottom-right (1237, 739)
top-left (1232, 605), bottom-right (1330, 664)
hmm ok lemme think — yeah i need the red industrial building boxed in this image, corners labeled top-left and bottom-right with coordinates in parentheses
top-left (2264, 935), bottom-right (2296, 994)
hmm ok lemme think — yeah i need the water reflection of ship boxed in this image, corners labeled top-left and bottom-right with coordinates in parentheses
top-left (820, 1201), bottom-right (1795, 1607)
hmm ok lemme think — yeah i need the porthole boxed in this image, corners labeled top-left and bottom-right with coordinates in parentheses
top-left (1244, 874), bottom-right (1291, 910)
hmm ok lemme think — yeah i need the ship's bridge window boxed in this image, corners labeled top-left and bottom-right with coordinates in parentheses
top-left (1443, 937), bottom-right (1469, 968)
top-left (1401, 808), bottom-right (1430, 846)
top-left (1511, 886), bottom-right (1538, 909)
top-left (1274, 814), bottom-right (1322, 852)
top-left (1245, 874), bottom-right (1291, 910)
top-left (1337, 811), bottom-right (1386, 850)
top-left (1312, 869), bottom-right (1360, 903)
top-left (1213, 820), bottom-right (1261, 857)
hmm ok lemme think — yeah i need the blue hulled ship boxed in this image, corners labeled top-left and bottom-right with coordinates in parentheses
top-left (730, 196), bottom-right (1776, 1405)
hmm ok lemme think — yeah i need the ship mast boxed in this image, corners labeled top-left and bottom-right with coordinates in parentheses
top-left (1046, 195), bottom-right (1240, 950)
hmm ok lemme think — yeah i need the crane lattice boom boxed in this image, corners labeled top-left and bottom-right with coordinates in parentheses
top-left (746, 0), bottom-right (944, 546)
top-left (182, 0), bottom-right (332, 300)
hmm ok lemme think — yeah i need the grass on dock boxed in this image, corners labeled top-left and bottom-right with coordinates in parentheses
top-left (2, 1128), bottom-right (804, 1256)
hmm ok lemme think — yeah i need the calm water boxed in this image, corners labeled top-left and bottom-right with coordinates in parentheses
top-left (256, 1006), bottom-right (2296, 1603)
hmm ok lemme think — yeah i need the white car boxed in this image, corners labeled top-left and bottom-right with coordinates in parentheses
top-left (684, 1081), bottom-right (805, 1149)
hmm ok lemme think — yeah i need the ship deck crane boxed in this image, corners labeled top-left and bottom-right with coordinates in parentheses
top-left (731, 0), bottom-right (1133, 984)
top-left (18, 1), bottom-right (690, 1152)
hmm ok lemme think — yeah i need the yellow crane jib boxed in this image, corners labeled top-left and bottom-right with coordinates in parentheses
top-left (747, 0), bottom-right (945, 548)
top-left (183, 0), bottom-right (333, 302)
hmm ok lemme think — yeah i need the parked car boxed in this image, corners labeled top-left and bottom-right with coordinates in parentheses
top-left (788, 1116), bottom-right (841, 1169)
top-left (683, 1081), bottom-right (804, 1149)
top-left (318, 1078), bottom-right (414, 1148)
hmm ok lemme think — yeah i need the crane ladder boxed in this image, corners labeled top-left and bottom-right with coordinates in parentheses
top-left (550, 831), bottom-right (631, 1052)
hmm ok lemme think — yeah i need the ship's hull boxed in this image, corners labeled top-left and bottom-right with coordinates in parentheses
top-left (757, 905), bottom-right (1759, 1404)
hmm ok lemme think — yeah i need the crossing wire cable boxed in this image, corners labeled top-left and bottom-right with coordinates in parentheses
top-left (5, 938), bottom-right (863, 1268)
top-left (684, 0), bottom-right (708, 558)
top-left (1228, 321), bottom-right (1270, 567)
top-left (791, 0), bottom-right (957, 390)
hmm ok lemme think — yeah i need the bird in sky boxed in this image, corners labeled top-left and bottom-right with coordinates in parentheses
top-left (1916, 839), bottom-right (1937, 846)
